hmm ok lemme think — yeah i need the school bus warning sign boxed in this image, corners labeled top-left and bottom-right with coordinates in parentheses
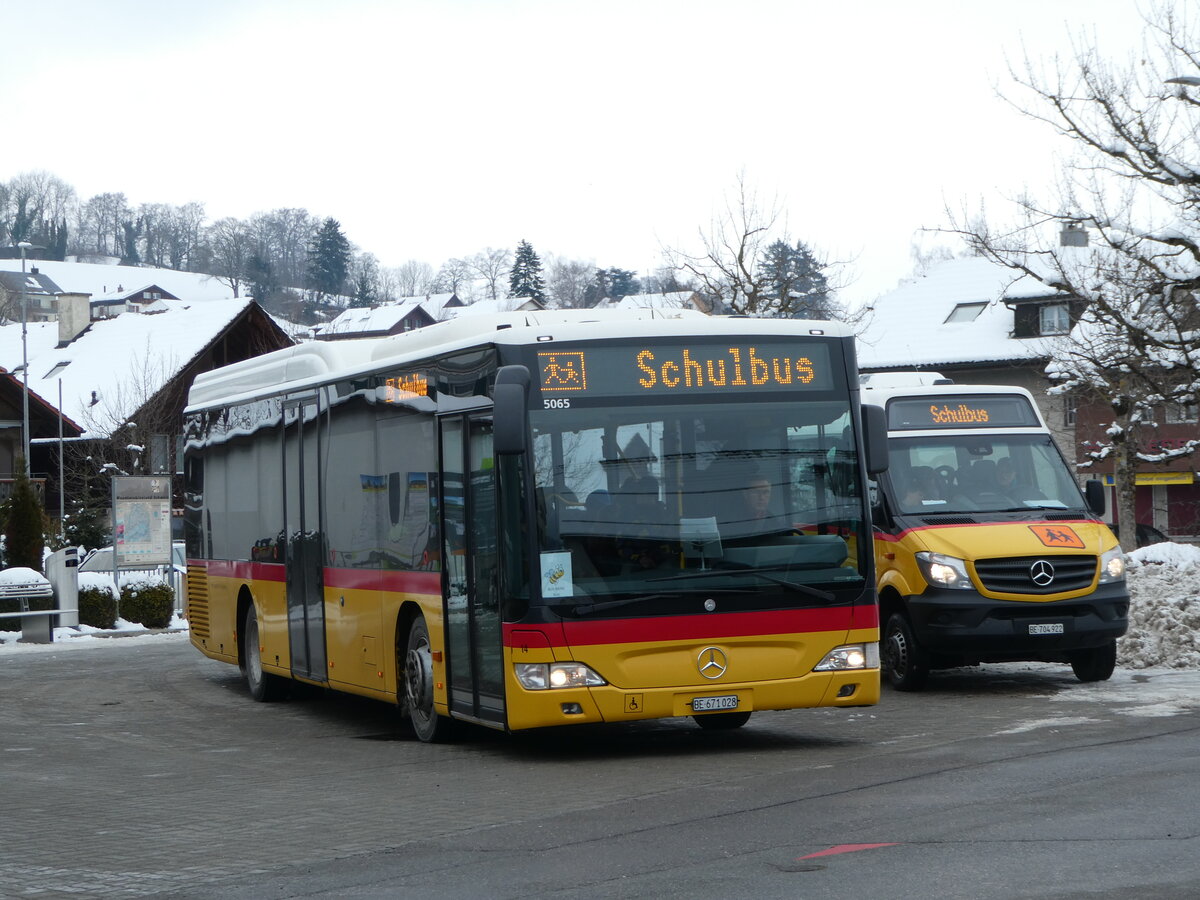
top-left (1027, 524), bottom-right (1086, 549)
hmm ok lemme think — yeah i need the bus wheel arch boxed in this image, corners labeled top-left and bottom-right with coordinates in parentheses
top-left (238, 588), bottom-right (287, 702)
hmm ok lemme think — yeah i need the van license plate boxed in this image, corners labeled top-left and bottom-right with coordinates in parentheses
top-left (693, 695), bottom-right (739, 712)
top-left (1029, 623), bottom-right (1064, 635)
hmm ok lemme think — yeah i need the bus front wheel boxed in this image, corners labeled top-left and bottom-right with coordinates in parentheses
top-left (403, 617), bottom-right (453, 742)
top-left (241, 604), bottom-right (287, 702)
top-left (1069, 641), bottom-right (1117, 683)
top-left (883, 612), bottom-right (929, 691)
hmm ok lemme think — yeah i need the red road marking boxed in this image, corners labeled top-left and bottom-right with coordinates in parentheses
top-left (798, 843), bottom-right (900, 860)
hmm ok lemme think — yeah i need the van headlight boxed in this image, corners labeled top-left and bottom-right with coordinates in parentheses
top-left (1098, 546), bottom-right (1126, 583)
top-left (814, 642), bottom-right (880, 671)
top-left (514, 662), bottom-right (607, 690)
top-left (915, 551), bottom-right (973, 590)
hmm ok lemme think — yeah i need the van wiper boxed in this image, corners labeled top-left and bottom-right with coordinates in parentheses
top-left (648, 568), bottom-right (835, 602)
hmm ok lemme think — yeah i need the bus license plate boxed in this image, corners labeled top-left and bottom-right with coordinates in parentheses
top-left (693, 695), bottom-right (739, 712)
top-left (1029, 623), bottom-right (1064, 635)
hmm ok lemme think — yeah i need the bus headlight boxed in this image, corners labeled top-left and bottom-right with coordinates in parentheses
top-left (514, 662), bottom-right (607, 690)
top-left (814, 642), bottom-right (880, 671)
top-left (1099, 546), bottom-right (1126, 583)
top-left (916, 551), bottom-right (973, 590)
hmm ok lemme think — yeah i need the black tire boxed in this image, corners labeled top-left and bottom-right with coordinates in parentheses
top-left (882, 611), bottom-right (929, 691)
top-left (693, 711), bottom-right (752, 730)
top-left (241, 604), bottom-right (287, 702)
top-left (403, 616), bottom-right (453, 742)
top-left (1070, 641), bottom-right (1117, 683)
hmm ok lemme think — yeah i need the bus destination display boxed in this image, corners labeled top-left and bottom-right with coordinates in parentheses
top-left (887, 394), bottom-right (1039, 430)
top-left (537, 342), bottom-right (834, 398)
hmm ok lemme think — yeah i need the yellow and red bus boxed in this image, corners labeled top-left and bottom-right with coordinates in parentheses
top-left (183, 310), bottom-right (887, 740)
top-left (862, 373), bottom-right (1128, 690)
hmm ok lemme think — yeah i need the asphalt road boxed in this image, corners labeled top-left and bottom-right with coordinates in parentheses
top-left (2, 634), bottom-right (1197, 899)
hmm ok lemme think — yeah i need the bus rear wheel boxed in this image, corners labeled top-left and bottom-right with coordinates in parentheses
top-left (403, 616), bottom-right (453, 742)
top-left (241, 604), bottom-right (287, 702)
top-left (883, 612), bottom-right (929, 692)
top-left (693, 711), bottom-right (752, 730)
top-left (1069, 641), bottom-right (1117, 682)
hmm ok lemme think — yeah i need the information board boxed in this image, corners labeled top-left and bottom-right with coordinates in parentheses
top-left (112, 476), bottom-right (173, 568)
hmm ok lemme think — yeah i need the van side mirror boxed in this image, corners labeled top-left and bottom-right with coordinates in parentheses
top-left (862, 404), bottom-right (889, 475)
top-left (494, 365), bottom-right (531, 455)
top-left (1084, 479), bottom-right (1105, 516)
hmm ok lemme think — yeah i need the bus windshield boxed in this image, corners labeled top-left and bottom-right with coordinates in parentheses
top-left (887, 433), bottom-right (1087, 515)
top-left (529, 399), bottom-right (867, 611)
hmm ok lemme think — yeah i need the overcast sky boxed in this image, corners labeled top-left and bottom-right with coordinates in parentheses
top-left (2, 0), bottom-right (1152, 305)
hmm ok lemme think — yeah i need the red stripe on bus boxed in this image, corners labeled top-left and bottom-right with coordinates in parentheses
top-left (197, 560), bottom-right (440, 595)
top-left (507, 604), bottom-right (877, 647)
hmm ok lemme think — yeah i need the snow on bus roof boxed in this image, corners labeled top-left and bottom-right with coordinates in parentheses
top-left (186, 309), bottom-right (854, 411)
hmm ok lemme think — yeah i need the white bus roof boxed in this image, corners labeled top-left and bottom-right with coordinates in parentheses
top-left (186, 309), bottom-right (854, 412)
top-left (861, 381), bottom-right (1050, 431)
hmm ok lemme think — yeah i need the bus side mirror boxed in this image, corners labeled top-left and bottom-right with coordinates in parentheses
top-left (494, 365), bottom-right (531, 455)
top-left (862, 404), bottom-right (889, 475)
top-left (1084, 479), bottom-right (1105, 516)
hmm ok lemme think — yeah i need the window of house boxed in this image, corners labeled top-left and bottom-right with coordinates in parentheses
top-left (1063, 394), bottom-right (1076, 427)
top-left (1039, 303), bottom-right (1071, 334)
top-left (1165, 400), bottom-right (1199, 424)
top-left (945, 302), bottom-right (986, 323)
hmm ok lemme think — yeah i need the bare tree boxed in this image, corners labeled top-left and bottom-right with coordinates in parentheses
top-left (470, 247), bottom-right (512, 301)
top-left (204, 217), bottom-right (251, 297)
top-left (431, 257), bottom-right (474, 298)
top-left (545, 256), bottom-right (595, 309)
top-left (945, 2), bottom-right (1200, 549)
top-left (663, 173), bottom-right (846, 317)
top-left (390, 260), bottom-right (435, 297)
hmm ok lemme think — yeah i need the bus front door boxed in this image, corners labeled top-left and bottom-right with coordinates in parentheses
top-left (283, 396), bottom-right (327, 682)
top-left (440, 413), bottom-right (505, 728)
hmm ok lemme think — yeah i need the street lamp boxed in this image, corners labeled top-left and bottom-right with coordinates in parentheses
top-left (18, 240), bottom-right (32, 477)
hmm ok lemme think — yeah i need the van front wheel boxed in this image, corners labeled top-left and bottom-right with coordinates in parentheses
top-left (883, 612), bottom-right (929, 691)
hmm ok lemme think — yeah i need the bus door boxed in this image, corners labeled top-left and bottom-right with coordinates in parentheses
top-left (283, 395), bottom-right (327, 682)
top-left (439, 413), bottom-right (505, 727)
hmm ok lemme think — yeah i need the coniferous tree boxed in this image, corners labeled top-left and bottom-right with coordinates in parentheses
top-left (4, 460), bottom-right (45, 573)
top-left (759, 239), bottom-right (832, 318)
top-left (508, 239), bottom-right (546, 304)
top-left (306, 217), bottom-right (352, 301)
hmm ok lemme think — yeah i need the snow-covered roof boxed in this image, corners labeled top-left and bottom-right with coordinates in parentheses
top-left (322, 298), bottom-right (432, 336)
top-left (592, 294), bottom-right (700, 314)
top-left (0, 259), bottom-right (238, 303)
top-left (855, 256), bottom-right (1069, 370)
top-left (0, 297), bottom-right (264, 438)
top-left (442, 296), bottom-right (541, 318)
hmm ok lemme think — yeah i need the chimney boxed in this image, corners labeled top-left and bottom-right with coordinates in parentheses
top-left (56, 293), bottom-right (92, 346)
top-left (1060, 222), bottom-right (1088, 247)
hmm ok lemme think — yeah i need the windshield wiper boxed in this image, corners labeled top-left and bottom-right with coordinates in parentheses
top-left (648, 568), bottom-right (836, 603)
top-left (557, 593), bottom-right (682, 617)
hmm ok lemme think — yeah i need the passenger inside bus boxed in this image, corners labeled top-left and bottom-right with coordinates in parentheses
top-left (899, 465), bottom-right (940, 511)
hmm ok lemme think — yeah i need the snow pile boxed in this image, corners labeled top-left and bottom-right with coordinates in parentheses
top-left (1119, 542), bottom-right (1200, 670)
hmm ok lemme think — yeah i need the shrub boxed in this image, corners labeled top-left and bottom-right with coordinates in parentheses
top-left (79, 585), bottom-right (117, 629)
top-left (3, 461), bottom-right (46, 573)
top-left (120, 579), bottom-right (174, 629)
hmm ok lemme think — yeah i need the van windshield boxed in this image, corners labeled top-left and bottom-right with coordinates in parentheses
top-left (887, 434), bottom-right (1086, 515)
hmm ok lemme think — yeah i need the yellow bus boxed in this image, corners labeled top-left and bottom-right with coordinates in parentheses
top-left (862, 373), bottom-right (1128, 690)
top-left (183, 310), bottom-right (887, 740)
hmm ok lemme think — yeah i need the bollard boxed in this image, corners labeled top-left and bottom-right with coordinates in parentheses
top-left (45, 547), bottom-right (80, 628)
